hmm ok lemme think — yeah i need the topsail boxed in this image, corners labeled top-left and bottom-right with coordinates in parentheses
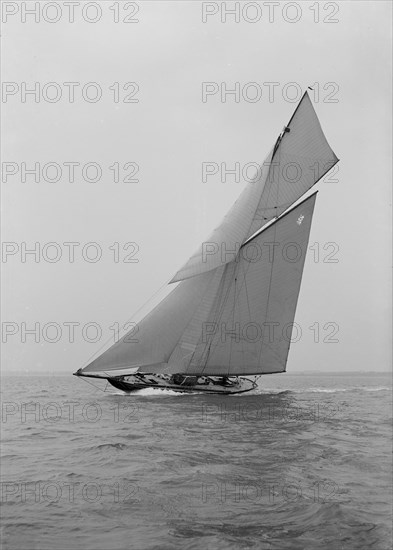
top-left (80, 91), bottom-right (338, 378)
top-left (170, 91), bottom-right (338, 283)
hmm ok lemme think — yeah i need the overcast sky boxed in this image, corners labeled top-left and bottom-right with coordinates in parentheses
top-left (2, 0), bottom-right (392, 374)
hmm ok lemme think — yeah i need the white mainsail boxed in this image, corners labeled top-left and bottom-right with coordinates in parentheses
top-left (80, 92), bottom-right (337, 378)
top-left (170, 91), bottom-right (338, 283)
top-left (167, 193), bottom-right (317, 376)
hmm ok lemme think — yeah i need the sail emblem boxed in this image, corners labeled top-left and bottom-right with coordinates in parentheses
top-left (297, 215), bottom-right (305, 225)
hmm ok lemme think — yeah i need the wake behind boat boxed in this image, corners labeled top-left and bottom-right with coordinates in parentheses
top-left (74, 90), bottom-right (338, 395)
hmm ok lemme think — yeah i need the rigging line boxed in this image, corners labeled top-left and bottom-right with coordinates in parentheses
top-left (199, 263), bottom-right (234, 375)
top-left (228, 276), bottom-right (237, 376)
top-left (197, 292), bottom-right (222, 374)
top-left (262, 105), bottom-right (293, 222)
top-left (198, 270), bottom-right (229, 373)
top-left (79, 374), bottom-right (106, 393)
top-left (204, 262), bottom-right (239, 371)
top-left (256, 151), bottom-right (276, 226)
top-left (270, 91), bottom-right (303, 163)
top-left (242, 261), bottom-right (252, 373)
top-left (201, 255), bottom-right (253, 376)
top-left (276, 132), bottom-right (281, 216)
top-left (185, 266), bottom-right (226, 374)
top-left (256, 126), bottom-right (289, 229)
top-left (224, 254), bottom-right (254, 374)
top-left (223, 255), bottom-right (254, 374)
top-left (238, 273), bottom-right (243, 377)
top-left (257, 219), bottom-right (278, 368)
top-left (242, 260), bottom-right (252, 322)
top-left (254, 136), bottom-right (284, 231)
top-left (171, 268), bottom-right (223, 375)
top-left (238, 261), bottom-right (251, 377)
top-left (79, 275), bottom-right (172, 370)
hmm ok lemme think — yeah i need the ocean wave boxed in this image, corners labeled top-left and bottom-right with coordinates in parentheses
top-left (256, 387), bottom-right (391, 394)
top-left (300, 387), bottom-right (391, 393)
top-left (95, 442), bottom-right (128, 450)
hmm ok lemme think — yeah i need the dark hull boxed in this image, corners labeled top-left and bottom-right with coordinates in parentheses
top-left (106, 374), bottom-right (256, 395)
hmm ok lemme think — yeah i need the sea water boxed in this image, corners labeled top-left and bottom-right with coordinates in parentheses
top-left (1, 372), bottom-right (392, 550)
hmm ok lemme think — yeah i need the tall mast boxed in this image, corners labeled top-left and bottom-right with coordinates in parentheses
top-left (78, 93), bottom-right (338, 378)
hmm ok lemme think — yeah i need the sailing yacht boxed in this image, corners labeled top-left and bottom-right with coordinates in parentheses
top-left (74, 91), bottom-right (338, 394)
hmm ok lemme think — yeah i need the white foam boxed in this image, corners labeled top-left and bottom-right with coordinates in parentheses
top-left (109, 386), bottom-right (390, 397)
top-left (133, 387), bottom-right (186, 397)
